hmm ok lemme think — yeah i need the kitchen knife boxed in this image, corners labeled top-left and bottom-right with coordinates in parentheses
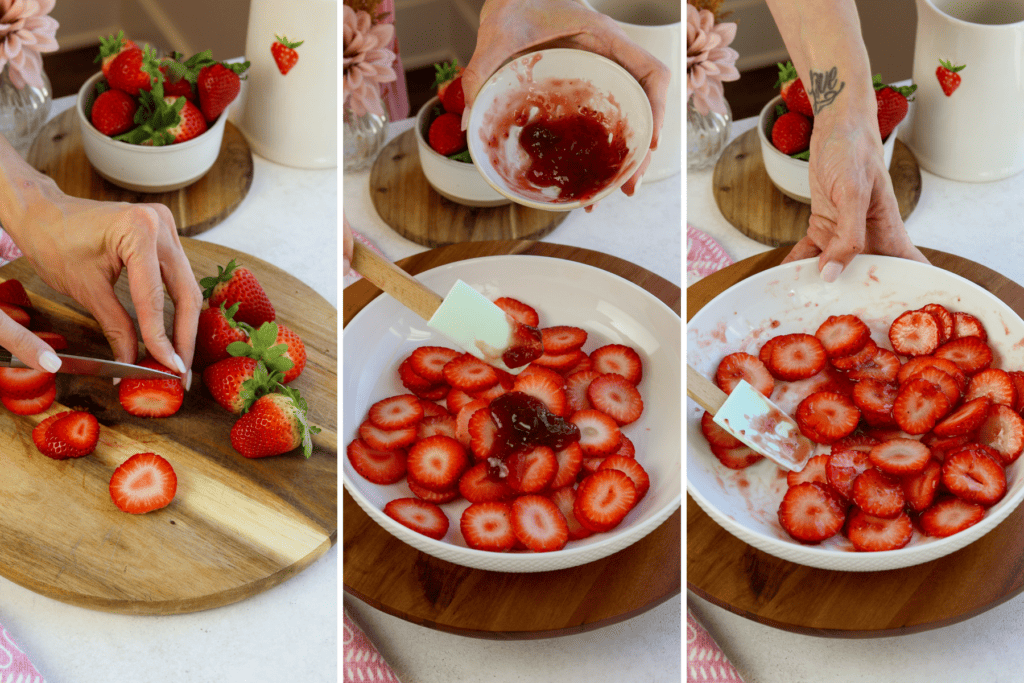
top-left (0, 351), bottom-right (181, 380)
top-left (687, 364), bottom-right (815, 471)
top-left (349, 241), bottom-right (543, 374)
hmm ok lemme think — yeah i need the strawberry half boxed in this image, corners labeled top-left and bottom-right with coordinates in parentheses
top-left (346, 438), bottom-right (407, 485)
top-left (846, 509), bottom-right (913, 552)
top-left (511, 494), bottom-right (569, 552)
top-left (200, 259), bottom-right (276, 328)
top-left (109, 452), bottom-right (177, 514)
top-left (384, 497), bottom-right (449, 540)
top-left (715, 352), bottom-right (774, 397)
top-left (573, 468), bottom-right (637, 533)
top-left (118, 358), bottom-right (185, 418)
top-left (777, 482), bottom-right (846, 543)
top-left (460, 501), bottom-right (515, 552)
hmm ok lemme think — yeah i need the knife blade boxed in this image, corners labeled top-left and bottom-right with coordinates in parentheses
top-left (0, 351), bottom-right (181, 379)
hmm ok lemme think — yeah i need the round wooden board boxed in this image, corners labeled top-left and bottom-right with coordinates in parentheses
top-left (26, 108), bottom-right (254, 237)
top-left (368, 129), bottom-right (570, 248)
top-left (343, 240), bottom-right (680, 639)
top-left (711, 129), bottom-right (922, 247)
top-left (687, 247), bottom-right (1024, 637)
top-left (0, 238), bottom-right (336, 615)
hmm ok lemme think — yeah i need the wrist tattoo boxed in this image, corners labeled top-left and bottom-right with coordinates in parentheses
top-left (809, 67), bottom-right (845, 115)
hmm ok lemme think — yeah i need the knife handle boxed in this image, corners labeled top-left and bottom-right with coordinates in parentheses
top-left (686, 364), bottom-right (727, 415)
top-left (350, 242), bottom-right (444, 322)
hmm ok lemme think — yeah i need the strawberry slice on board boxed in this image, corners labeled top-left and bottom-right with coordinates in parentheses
top-left (109, 452), bottom-right (177, 514)
top-left (846, 508), bottom-right (914, 552)
top-left (586, 373), bottom-right (644, 425)
top-left (406, 434), bottom-right (470, 492)
top-left (573, 468), bottom-right (638, 533)
top-left (384, 497), bottom-right (449, 540)
top-left (714, 351), bottom-right (774, 397)
top-left (346, 438), bottom-right (407, 485)
top-left (512, 494), bottom-right (570, 552)
top-left (460, 501), bottom-right (516, 552)
top-left (941, 446), bottom-right (1007, 507)
top-left (795, 391), bottom-right (861, 444)
top-left (777, 482), bottom-right (846, 543)
top-left (39, 411), bottom-right (100, 460)
top-left (766, 333), bottom-right (827, 381)
top-left (118, 358), bottom-right (185, 418)
top-left (918, 496), bottom-right (985, 537)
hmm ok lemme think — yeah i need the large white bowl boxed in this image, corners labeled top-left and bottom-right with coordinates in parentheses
top-left (344, 255), bottom-right (681, 572)
top-left (77, 71), bottom-right (227, 192)
top-left (687, 256), bottom-right (1024, 572)
top-left (467, 48), bottom-right (653, 211)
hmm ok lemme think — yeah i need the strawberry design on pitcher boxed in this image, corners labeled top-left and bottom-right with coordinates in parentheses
top-left (936, 59), bottom-right (966, 96)
top-left (272, 35), bottom-right (304, 75)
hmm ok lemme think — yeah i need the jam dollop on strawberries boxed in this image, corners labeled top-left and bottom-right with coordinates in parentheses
top-left (502, 319), bottom-right (544, 368)
top-left (487, 391), bottom-right (580, 477)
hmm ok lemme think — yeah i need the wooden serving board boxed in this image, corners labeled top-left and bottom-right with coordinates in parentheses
top-left (343, 240), bottom-right (680, 638)
top-left (688, 247), bottom-right (1024, 636)
top-left (0, 238), bottom-right (337, 615)
top-left (368, 129), bottom-right (570, 248)
top-left (26, 108), bottom-right (254, 237)
top-left (712, 129), bottom-right (922, 247)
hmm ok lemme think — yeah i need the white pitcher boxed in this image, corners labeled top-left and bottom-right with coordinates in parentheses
top-left (904, 0), bottom-right (1024, 182)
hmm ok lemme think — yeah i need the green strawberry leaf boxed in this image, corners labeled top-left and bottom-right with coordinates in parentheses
top-left (775, 103), bottom-right (788, 118)
top-left (275, 35), bottom-right (305, 50)
top-left (274, 384), bottom-right (321, 458)
top-left (447, 149), bottom-right (472, 163)
top-left (432, 59), bottom-right (461, 90)
top-left (774, 60), bottom-right (798, 89)
top-left (200, 259), bottom-right (239, 298)
top-left (790, 150), bottom-right (810, 161)
top-left (938, 59), bottom-right (967, 73)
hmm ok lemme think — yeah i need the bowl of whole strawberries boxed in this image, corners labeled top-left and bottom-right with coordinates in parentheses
top-left (757, 63), bottom-right (913, 203)
top-left (688, 256), bottom-right (1024, 572)
top-left (77, 32), bottom-right (248, 193)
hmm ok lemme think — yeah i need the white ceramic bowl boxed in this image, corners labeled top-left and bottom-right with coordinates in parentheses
top-left (343, 255), bottom-right (681, 572)
top-left (77, 71), bottom-right (227, 192)
top-left (757, 95), bottom-right (898, 203)
top-left (414, 95), bottom-right (509, 207)
top-left (467, 48), bottom-right (653, 211)
top-left (687, 256), bottom-right (1024, 572)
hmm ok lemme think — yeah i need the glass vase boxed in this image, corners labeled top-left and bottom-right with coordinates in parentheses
top-left (343, 98), bottom-right (388, 173)
top-left (0, 65), bottom-right (51, 158)
top-left (687, 96), bottom-right (731, 171)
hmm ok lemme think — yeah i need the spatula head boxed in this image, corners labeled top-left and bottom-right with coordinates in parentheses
top-left (712, 380), bottom-right (816, 471)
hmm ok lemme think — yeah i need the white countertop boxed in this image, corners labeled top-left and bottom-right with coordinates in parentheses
top-left (0, 96), bottom-right (338, 682)
top-left (688, 115), bottom-right (1024, 683)
top-left (343, 118), bottom-right (682, 682)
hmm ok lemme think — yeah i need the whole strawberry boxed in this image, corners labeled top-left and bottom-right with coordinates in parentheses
top-left (428, 111), bottom-right (467, 156)
top-left (161, 96), bottom-right (208, 143)
top-left (204, 357), bottom-right (281, 414)
top-left (194, 301), bottom-right (247, 369)
top-left (775, 61), bottom-right (814, 117)
top-left (230, 385), bottom-right (320, 458)
top-left (234, 320), bottom-right (305, 384)
top-left (771, 109), bottom-right (812, 155)
top-left (271, 35), bottom-right (303, 75)
top-left (433, 60), bottom-right (465, 115)
top-left (91, 88), bottom-right (138, 136)
top-left (200, 259), bottom-right (276, 327)
top-left (197, 60), bottom-right (250, 123)
top-left (873, 75), bottom-right (917, 140)
top-left (96, 31), bottom-right (138, 81)
top-left (108, 44), bottom-right (156, 96)
top-left (936, 59), bottom-right (965, 96)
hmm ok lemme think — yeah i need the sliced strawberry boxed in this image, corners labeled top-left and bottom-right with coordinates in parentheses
top-left (758, 336), bottom-right (780, 367)
top-left (470, 380), bottom-right (508, 404)
top-left (787, 453), bottom-right (829, 488)
top-left (512, 494), bottom-right (569, 551)
top-left (384, 497), bottom-right (449, 540)
top-left (714, 352), bottom-right (773, 397)
top-left (846, 508), bottom-right (913, 552)
top-left (398, 357), bottom-right (435, 392)
top-left (407, 479), bottom-right (458, 504)
top-left (766, 333), bottom-right (827, 381)
top-left (868, 438), bottom-right (932, 475)
top-left (914, 366), bottom-right (962, 407)
top-left (454, 398), bottom-right (489, 447)
top-left (851, 467), bottom-right (905, 518)
top-left (889, 309), bottom-right (941, 357)
top-left (898, 356), bottom-right (967, 391)
top-left (1010, 371), bottom-right (1024, 413)
top-left (700, 410), bottom-right (743, 449)
top-left (0, 368), bottom-right (55, 399)
top-left (851, 379), bottom-right (897, 427)
top-left (493, 297), bottom-right (539, 327)
top-left (109, 452), bottom-right (177, 514)
top-left (33, 331), bottom-right (68, 351)
top-left (551, 442), bottom-right (584, 489)
top-left (2, 382), bottom-right (56, 415)
top-left (0, 303), bottom-right (30, 327)
top-left (117, 358), bottom-right (185, 418)
top-left (965, 368), bottom-right (1017, 407)
top-left (459, 461), bottom-right (514, 503)
top-left (40, 411), bottom-right (100, 460)
top-left (777, 482), bottom-right (846, 543)
top-left (460, 501), bottom-right (516, 552)
top-left (846, 348), bottom-right (901, 384)
top-left (549, 485), bottom-right (593, 540)
top-left (918, 496), bottom-right (985, 537)
top-left (530, 348), bottom-right (586, 374)
top-left (921, 433), bottom-right (970, 462)
top-left (368, 394), bottom-right (425, 430)
top-left (586, 373), bottom-right (643, 425)
top-left (815, 314), bottom-right (870, 359)
top-left (795, 391), bottom-right (860, 444)
top-left (598, 455), bottom-right (650, 499)
top-left (826, 448), bottom-right (874, 500)
top-left (574, 468), bottom-right (637, 533)
top-left (443, 354), bottom-right (499, 392)
top-left (540, 326), bottom-right (588, 353)
top-left (406, 434), bottom-right (469, 492)
top-left (709, 443), bottom-right (764, 469)
top-left (346, 438), bottom-right (407, 485)
top-left (506, 445), bottom-right (558, 493)
top-left (893, 377), bottom-right (952, 435)
top-left (590, 344), bottom-right (643, 385)
top-left (565, 369), bottom-right (600, 414)
top-left (831, 338), bottom-right (879, 371)
top-left (0, 279), bottom-right (32, 309)
top-left (932, 396), bottom-right (991, 437)
top-left (902, 458), bottom-right (942, 512)
top-left (31, 412), bottom-right (67, 456)
top-left (934, 336), bottom-right (993, 375)
top-left (952, 311), bottom-right (987, 341)
top-left (977, 403), bottom-right (1024, 464)
top-left (417, 414), bottom-right (457, 440)
top-left (408, 346), bottom-right (461, 384)
top-left (358, 419), bottom-right (418, 451)
top-left (420, 400), bottom-right (449, 418)
top-left (569, 409), bottom-right (621, 456)
top-left (562, 353), bottom-right (592, 376)
top-left (467, 408), bottom-right (499, 461)
top-left (920, 303), bottom-right (954, 342)
top-left (941, 447), bottom-right (1006, 506)
top-left (831, 433), bottom-right (881, 453)
top-left (446, 387), bottom-right (476, 416)
top-left (513, 371), bottom-right (567, 416)
top-left (612, 434), bottom-right (635, 458)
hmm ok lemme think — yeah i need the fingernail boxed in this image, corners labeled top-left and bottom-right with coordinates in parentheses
top-left (821, 261), bottom-right (844, 283)
top-left (633, 174), bottom-right (644, 195)
top-left (172, 353), bottom-right (187, 375)
top-left (39, 350), bottom-right (61, 373)
top-left (461, 107), bottom-right (471, 132)
top-left (185, 369), bottom-right (192, 392)
top-left (113, 377), bottom-right (121, 386)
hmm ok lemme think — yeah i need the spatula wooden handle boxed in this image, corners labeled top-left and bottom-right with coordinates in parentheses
top-left (686, 364), bottom-right (727, 415)
top-left (350, 241), bottom-right (444, 321)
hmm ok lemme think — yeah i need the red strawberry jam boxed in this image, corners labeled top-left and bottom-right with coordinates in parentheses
top-left (487, 391), bottom-right (580, 477)
top-left (502, 319), bottom-right (544, 368)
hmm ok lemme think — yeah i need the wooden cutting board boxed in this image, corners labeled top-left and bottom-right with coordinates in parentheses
top-left (688, 247), bottom-right (1024, 636)
top-left (711, 129), bottom-right (922, 247)
top-left (0, 238), bottom-right (337, 615)
top-left (368, 129), bottom-right (570, 248)
top-left (343, 240), bottom-right (680, 638)
top-left (26, 108), bottom-right (254, 237)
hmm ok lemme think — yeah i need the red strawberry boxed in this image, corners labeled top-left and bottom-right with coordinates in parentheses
top-left (118, 358), bottom-right (185, 418)
top-left (903, 458), bottom-right (942, 512)
top-left (540, 326), bottom-right (587, 353)
top-left (454, 398), bottom-right (488, 446)
top-left (977, 403), bottom-right (1024, 464)
top-left (846, 509), bottom-right (913, 552)
top-left (923, 434), bottom-right (970, 462)
top-left (574, 468), bottom-right (637, 532)
top-left (710, 443), bottom-right (764, 469)
top-left (777, 482), bottom-right (846, 543)
top-left (0, 279), bottom-right (31, 309)
top-left (549, 486), bottom-right (593, 540)
top-left (919, 496), bottom-right (985, 537)
top-left (358, 419), bottom-right (417, 451)
top-left (200, 259), bottom-right (276, 327)
top-left (590, 344), bottom-right (643, 385)
top-left (700, 409), bottom-right (743, 449)
top-left (107, 45), bottom-right (153, 96)
top-left (203, 356), bottom-right (267, 414)
top-left (384, 497), bottom-right (449, 540)
top-left (401, 358), bottom-right (442, 396)
top-left (867, 438), bottom-right (931, 475)
top-left (569, 409), bottom-right (621, 456)
top-left (197, 61), bottom-right (249, 123)
top-left (767, 333), bottom-right (827, 381)
top-left (921, 303), bottom-right (954, 342)
top-left (368, 394), bottom-right (424, 430)
top-left (846, 348), bottom-right (901, 384)
top-left (912, 366), bottom-right (961, 407)
top-left (443, 353), bottom-right (499, 392)
top-left (460, 501), bottom-right (516, 551)
top-left (0, 303), bottom-right (29, 327)
top-left (493, 297), bottom-right (539, 327)
top-left (31, 412), bottom-right (67, 456)
top-left (271, 35), bottom-right (303, 75)
top-left (598, 455), bottom-right (650, 499)
top-left (511, 494), bottom-right (569, 552)
top-left (714, 352), bottom-right (773, 397)
top-left (531, 349), bottom-right (586, 374)
top-left (90, 88), bottom-right (138, 136)
top-left (815, 314), bottom-right (870, 359)
top-left (786, 453), bottom-right (829, 488)
top-left (933, 336), bottom-right (993, 375)
top-left (933, 396), bottom-right (990, 437)
top-left (936, 59), bottom-right (965, 96)
top-left (418, 414), bottom-right (457, 441)
top-left (831, 434), bottom-right (880, 453)
top-left (512, 371), bottom-right (567, 416)
top-left (771, 111), bottom-right (811, 155)
top-left (1, 382), bottom-right (55, 415)
top-left (506, 445), bottom-right (558, 493)
top-left (229, 385), bottom-right (320, 458)
top-left (775, 61), bottom-right (814, 117)
top-left (892, 377), bottom-right (951, 435)
top-left (346, 438), bottom-right (407, 485)
top-left (95, 31), bottom-right (138, 80)
top-left (1011, 371), bottom-right (1024, 413)
top-left (889, 309), bottom-right (941, 357)
top-left (586, 373), bottom-right (643, 425)
top-left (825, 448), bottom-right (873, 500)
top-left (942, 446), bottom-right (1006, 506)
top-left (467, 407), bottom-right (499, 460)
top-left (851, 467), bottom-right (905, 518)
top-left (161, 96), bottom-right (208, 143)
top-left (433, 60), bottom-right (466, 115)
top-left (406, 434), bottom-right (470, 491)
top-left (38, 411), bottom-right (100, 460)
top-left (0, 368), bottom-right (55, 399)
top-left (194, 301), bottom-right (247, 369)
top-left (109, 452), bottom-right (177, 514)
top-left (795, 391), bottom-right (860, 444)
top-left (563, 369), bottom-right (598, 414)
top-left (156, 52), bottom-right (202, 102)
top-left (408, 479), bottom-right (459, 504)
top-left (873, 76), bottom-right (917, 140)
top-left (409, 346), bottom-right (460, 384)
top-left (458, 461), bottom-right (514, 503)
top-left (428, 112), bottom-right (467, 156)
top-left (851, 379), bottom-right (898, 427)
top-left (551, 442), bottom-right (584, 489)
top-left (965, 368), bottom-right (1016, 407)
top-left (952, 311), bottom-right (987, 341)
top-left (831, 338), bottom-right (879, 371)
top-left (898, 356), bottom-right (967, 391)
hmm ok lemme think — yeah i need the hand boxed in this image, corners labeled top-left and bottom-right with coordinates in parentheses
top-left (783, 118), bottom-right (929, 279)
top-left (343, 214), bottom-right (354, 276)
top-left (460, 0), bottom-right (670, 202)
top-left (3, 174), bottom-right (202, 379)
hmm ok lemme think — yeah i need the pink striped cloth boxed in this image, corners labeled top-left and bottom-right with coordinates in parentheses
top-left (343, 609), bottom-right (401, 682)
top-left (687, 223), bottom-right (733, 285)
top-left (0, 621), bottom-right (47, 682)
top-left (0, 230), bottom-right (22, 265)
